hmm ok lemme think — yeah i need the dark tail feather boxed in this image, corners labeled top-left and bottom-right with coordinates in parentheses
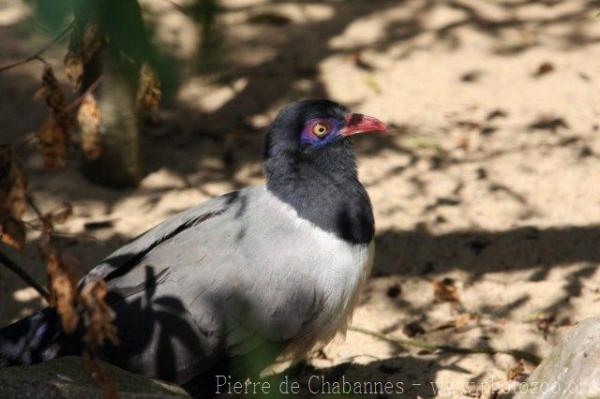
top-left (0, 308), bottom-right (81, 367)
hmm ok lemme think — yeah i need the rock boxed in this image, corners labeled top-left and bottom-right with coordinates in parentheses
top-left (0, 356), bottom-right (190, 399)
top-left (515, 317), bottom-right (600, 399)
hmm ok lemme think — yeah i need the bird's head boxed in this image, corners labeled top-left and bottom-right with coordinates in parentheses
top-left (264, 99), bottom-right (387, 160)
top-left (264, 99), bottom-right (386, 243)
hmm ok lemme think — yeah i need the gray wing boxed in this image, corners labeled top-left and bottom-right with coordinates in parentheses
top-left (81, 189), bottom-right (234, 287)
top-left (81, 186), bottom-right (322, 384)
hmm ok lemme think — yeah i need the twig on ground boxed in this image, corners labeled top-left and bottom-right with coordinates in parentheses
top-left (0, 251), bottom-right (50, 301)
top-left (349, 325), bottom-right (542, 365)
top-left (0, 21), bottom-right (74, 74)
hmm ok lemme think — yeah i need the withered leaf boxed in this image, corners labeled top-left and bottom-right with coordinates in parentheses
top-left (40, 65), bottom-right (67, 114)
top-left (80, 279), bottom-right (119, 349)
top-left (81, 23), bottom-right (103, 63)
top-left (64, 22), bottom-right (103, 90)
top-left (534, 62), bottom-right (555, 77)
top-left (455, 134), bottom-right (470, 150)
top-left (0, 145), bottom-right (28, 217)
top-left (535, 313), bottom-right (556, 338)
top-left (0, 145), bottom-right (28, 250)
top-left (77, 94), bottom-right (102, 160)
top-left (0, 218), bottom-right (25, 250)
top-left (47, 251), bottom-right (79, 334)
top-left (37, 65), bottom-right (72, 169)
top-left (64, 51), bottom-right (84, 90)
top-left (37, 115), bottom-right (69, 170)
top-left (136, 63), bottom-right (161, 112)
top-left (433, 277), bottom-right (460, 303)
top-left (506, 360), bottom-right (526, 381)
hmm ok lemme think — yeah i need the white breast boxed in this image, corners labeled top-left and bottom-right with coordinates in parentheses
top-left (262, 190), bottom-right (375, 358)
top-left (310, 239), bottom-right (374, 344)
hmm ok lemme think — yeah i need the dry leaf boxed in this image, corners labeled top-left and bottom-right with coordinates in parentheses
top-left (64, 51), bottom-right (84, 89)
top-left (0, 218), bottom-right (25, 250)
top-left (81, 23), bottom-right (103, 63)
top-left (37, 115), bottom-right (69, 170)
top-left (80, 276), bottom-right (119, 399)
top-left (536, 313), bottom-right (556, 338)
top-left (40, 65), bottom-right (67, 114)
top-left (506, 360), bottom-right (526, 381)
top-left (80, 279), bottom-right (119, 349)
top-left (0, 145), bottom-right (28, 217)
top-left (455, 134), bottom-right (470, 150)
top-left (136, 63), bottom-right (161, 112)
top-left (77, 94), bottom-right (102, 160)
top-left (534, 62), bottom-right (555, 77)
top-left (0, 145), bottom-right (28, 250)
top-left (36, 65), bottom-right (72, 169)
top-left (64, 22), bottom-right (103, 90)
top-left (433, 277), bottom-right (460, 302)
top-left (47, 251), bottom-right (79, 334)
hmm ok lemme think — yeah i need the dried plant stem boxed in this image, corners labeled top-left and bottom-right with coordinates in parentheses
top-left (349, 325), bottom-right (542, 365)
top-left (62, 76), bottom-right (102, 114)
top-left (0, 251), bottom-right (50, 301)
top-left (0, 22), bottom-right (74, 74)
top-left (25, 194), bottom-right (45, 223)
top-left (0, 55), bottom-right (47, 74)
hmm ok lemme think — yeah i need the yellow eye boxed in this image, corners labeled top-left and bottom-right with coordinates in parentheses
top-left (312, 123), bottom-right (329, 137)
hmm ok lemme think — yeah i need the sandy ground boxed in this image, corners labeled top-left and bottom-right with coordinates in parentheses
top-left (2, 0), bottom-right (600, 398)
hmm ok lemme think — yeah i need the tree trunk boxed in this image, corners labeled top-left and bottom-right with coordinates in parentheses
top-left (80, 56), bottom-right (142, 188)
top-left (72, 0), bottom-right (151, 188)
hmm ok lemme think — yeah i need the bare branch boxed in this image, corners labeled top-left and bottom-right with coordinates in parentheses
top-left (25, 193), bottom-right (47, 227)
top-left (0, 251), bottom-right (50, 301)
top-left (0, 22), bottom-right (74, 74)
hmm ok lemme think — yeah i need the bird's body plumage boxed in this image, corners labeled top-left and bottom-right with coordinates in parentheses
top-left (0, 100), bottom-right (385, 397)
top-left (88, 186), bottom-right (373, 381)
